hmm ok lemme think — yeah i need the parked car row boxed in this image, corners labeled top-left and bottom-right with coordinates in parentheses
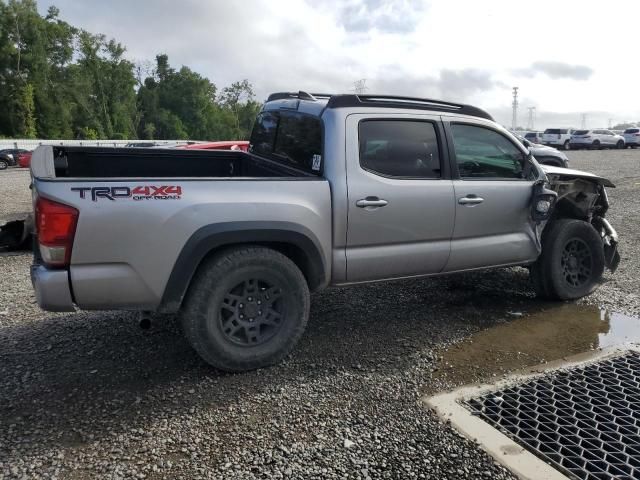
top-left (521, 127), bottom-right (640, 150)
top-left (0, 148), bottom-right (31, 170)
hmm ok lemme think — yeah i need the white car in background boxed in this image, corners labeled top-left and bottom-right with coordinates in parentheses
top-left (570, 129), bottom-right (626, 150)
top-left (623, 127), bottom-right (640, 148)
top-left (524, 131), bottom-right (544, 143)
top-left (542, 128), bottom-right (573, 150)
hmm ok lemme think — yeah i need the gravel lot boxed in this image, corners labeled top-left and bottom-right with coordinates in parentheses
top-left (0, 150), bottom-right (638, 480)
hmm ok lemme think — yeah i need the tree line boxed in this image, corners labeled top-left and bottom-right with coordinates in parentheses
top-left (0, 0), bottom-right (261, 140)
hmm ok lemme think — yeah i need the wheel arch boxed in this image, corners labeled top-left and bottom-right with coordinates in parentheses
top-left (158, 221), bottom-right (328, 313)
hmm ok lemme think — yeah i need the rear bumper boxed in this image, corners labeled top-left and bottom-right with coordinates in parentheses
top-left (30, 265), bottom-right (75, 312)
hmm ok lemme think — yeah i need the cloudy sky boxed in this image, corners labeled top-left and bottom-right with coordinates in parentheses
top-left (40, 0), bottom-right (640, 129)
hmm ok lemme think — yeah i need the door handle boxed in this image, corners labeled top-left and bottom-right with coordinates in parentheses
top-left (356, 197), bottom-right (388, 208)
top-left (458, 196), bottom-right (484, 205)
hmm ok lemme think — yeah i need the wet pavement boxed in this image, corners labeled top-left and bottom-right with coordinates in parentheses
top-left (434, 304), bottom-right (640, 387)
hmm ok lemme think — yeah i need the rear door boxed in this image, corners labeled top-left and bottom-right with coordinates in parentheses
top-left (444, 120), bottom-right (539, 271)
top-left (345, 114), bottom-right (455, 282)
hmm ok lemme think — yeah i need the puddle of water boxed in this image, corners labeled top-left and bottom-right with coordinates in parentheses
top-left (436, 304), bottom-right (640, 385)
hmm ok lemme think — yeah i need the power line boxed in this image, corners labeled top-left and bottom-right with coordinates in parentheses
top-left (526, 107), bottom-right (536, 130)
top-left (353, 79), bottom-right (368, 95)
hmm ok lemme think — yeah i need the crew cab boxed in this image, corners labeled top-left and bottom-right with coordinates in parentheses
top-left (30, 92), bottom-right (620, 372)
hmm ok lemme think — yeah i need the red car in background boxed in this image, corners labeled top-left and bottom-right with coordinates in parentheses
top-left (17, 151), bottom-right (32, 168)
top-left (177, 141), bottom-right (249, 152)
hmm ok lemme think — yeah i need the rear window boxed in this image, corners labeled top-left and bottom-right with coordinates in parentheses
top-left (544, 129), bottom-right (567, 134)
top-left (573, 130), bottom-right (590, 135)
top-left (524, 133), bottom-right (537, 139)
top-left (624, 128), bottom-right (640, 134)
top-left (250, 111), bottom-right (323, 174)
top-left (359, 120), bottom-right (441, 178)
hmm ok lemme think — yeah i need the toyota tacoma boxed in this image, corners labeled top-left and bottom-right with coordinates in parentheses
top-left (29, 92), bottom-right (620, 371)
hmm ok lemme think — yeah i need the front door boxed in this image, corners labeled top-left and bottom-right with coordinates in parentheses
top-left (345, 114), bottom-right (455, 282)
top-left (444, 121), bottom-right (539, 272)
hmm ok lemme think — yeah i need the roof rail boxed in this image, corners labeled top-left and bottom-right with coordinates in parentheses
top-left (325, 94), bottom-right (493, 121)
top-left (265, 92), bottom-right (493, 121)
top-left (266, 91), bottom-right (333, 102)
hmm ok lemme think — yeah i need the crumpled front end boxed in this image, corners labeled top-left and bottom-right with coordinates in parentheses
top-left (542, 166), bottom-right (620, 272)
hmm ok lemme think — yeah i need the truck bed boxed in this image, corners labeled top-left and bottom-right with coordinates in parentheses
top-left (43, 146), bottom-right (313, 178)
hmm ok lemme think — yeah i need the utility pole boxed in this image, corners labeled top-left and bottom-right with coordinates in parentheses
top-left (511, 87), bottom-right (519, 130)
top-left (526, 107), bottom-right (536, 130)
top-left (353, 79), bottom-right (368, 95)
top-left (608, 118), bottom-right (613, 129)
top-left (580, 113), bottom-right (587, 129)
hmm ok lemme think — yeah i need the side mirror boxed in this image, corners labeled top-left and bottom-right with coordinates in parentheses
top-left (522, 139), bottom-right (531, 148)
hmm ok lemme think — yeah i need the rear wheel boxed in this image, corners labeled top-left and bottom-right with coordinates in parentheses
top-left (591, 140), bottom-right (601, 150)
top-left (180, 246), bottom-right (310, 372)
top-left (0, 159), bottom-right (7, 170)
top-left (531, 219), bottom-right (604, 300)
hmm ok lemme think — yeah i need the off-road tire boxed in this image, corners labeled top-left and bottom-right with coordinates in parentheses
top-left (530, 219), bottom-right (604, 300)
top-left (180, 246), bottom-right (310, 372)
top-left (0, 159), bottom-right (8, 170)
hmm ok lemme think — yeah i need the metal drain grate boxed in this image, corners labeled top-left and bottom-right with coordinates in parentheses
top-left (466, 352), bottom-right (640, 480)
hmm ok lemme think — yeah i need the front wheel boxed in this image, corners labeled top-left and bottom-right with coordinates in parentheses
top-left (617, 140), bottom-right (625, 149)
top-left (530, 219), bottom-right (604, 300)
top-left (0, 159), bottom-right (8, 170)
top-left (563, 140), bottom-right (570, 150)
top-left (180, 246), bottom-right (310, 372)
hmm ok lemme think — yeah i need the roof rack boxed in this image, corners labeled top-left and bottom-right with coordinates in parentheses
top-left (267, 91), bottom-right (333, 102)
top-left (326, 94), bottom-right (493, 121)
top-left (265, 92), bottom-right (493, 121)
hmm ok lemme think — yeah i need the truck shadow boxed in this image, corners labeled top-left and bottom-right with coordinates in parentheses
top-left (0, 267), bottom-right (542, 457)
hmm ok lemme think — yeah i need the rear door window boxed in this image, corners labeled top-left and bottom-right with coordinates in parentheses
top-left (451, 124), bottom-right (526, 180)
top-left (250, 111), bottom-right (323, 174)
top-left (358, 120), bottom-right (442, 178)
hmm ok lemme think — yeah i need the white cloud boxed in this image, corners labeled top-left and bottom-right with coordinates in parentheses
top-left (41, 0), bottom-right (640, 128)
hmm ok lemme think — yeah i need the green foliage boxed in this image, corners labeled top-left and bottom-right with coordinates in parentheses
top-left (0, 1), bottom-right (262, 141)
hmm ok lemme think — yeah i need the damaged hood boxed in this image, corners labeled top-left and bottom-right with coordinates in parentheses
top-left (541, 165), bottom-right (615, 188)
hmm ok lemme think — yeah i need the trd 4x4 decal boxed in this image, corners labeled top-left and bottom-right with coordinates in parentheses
top-left (71, 185), bottom-right (182, 201)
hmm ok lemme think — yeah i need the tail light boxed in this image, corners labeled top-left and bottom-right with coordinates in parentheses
top-left (35, 197), bottom-right (79, 267)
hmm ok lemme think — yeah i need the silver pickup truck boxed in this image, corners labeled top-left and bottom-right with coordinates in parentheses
top-left (30, 92), bottom-right (620, 371)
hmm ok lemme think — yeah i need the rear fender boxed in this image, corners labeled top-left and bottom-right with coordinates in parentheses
top-left (158, 221), bottom-right (327, 313)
